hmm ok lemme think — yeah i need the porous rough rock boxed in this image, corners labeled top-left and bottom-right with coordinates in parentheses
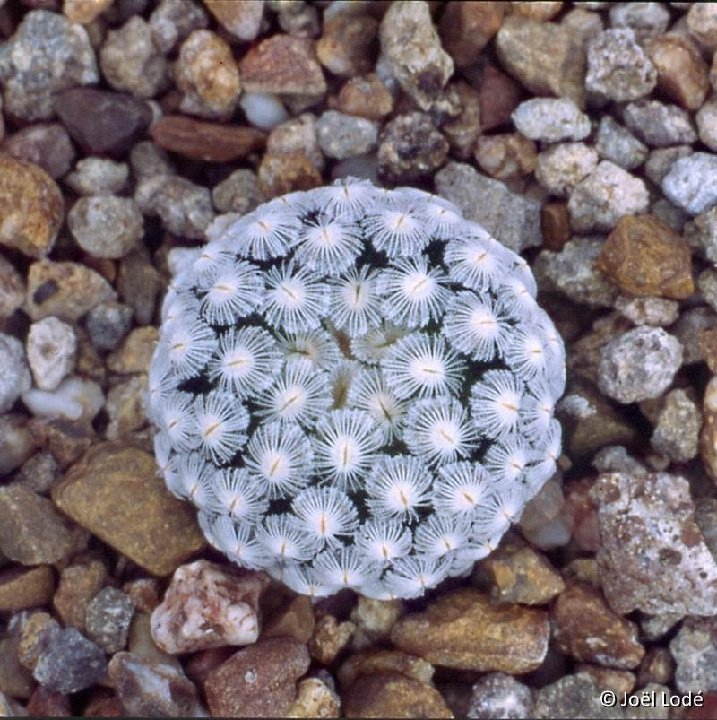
top-left (670, 617), bottom-right (717, 694)
top-left (316, 110), bottom-right (378, 160)
top-left (151, 560), bottom-right (268, 654)
top-left (286, 677), bottom-right (340, 718)
top-left (390, 589), bottom-right (549, 673)
top-left (697, 99), bottom-right (717, 152)
top-left (535, 143), bottom-right (599, 198)
top-left (379, 1), bottom-right (454, 111)
top-left (662, 152), bottom-right (717, 216)
top-left (651, 388), bottom-right (701, 463)
top-left (594, 116), bottom-right (647, 170)
top-left (512, 98), bottom-right (591, 143)
top-left (598, 326), bottom-right (682, 404)
top-left (623, 100), bottom-right (697, 147)
top-left (592, 472), bottom-right (717, 616)
top-left (26, 317), bottom-right (77, 391)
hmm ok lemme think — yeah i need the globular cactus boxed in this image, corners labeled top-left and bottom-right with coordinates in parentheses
top-left (148, 178), bottom-right (565, 600)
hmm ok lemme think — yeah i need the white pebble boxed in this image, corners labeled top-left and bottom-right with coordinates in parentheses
top-left (26, 316), bottom-right (77, 391)
top-left (239, 92), bottom-right (289, 130)
top-left (22, 377), bottom-right (104, 423)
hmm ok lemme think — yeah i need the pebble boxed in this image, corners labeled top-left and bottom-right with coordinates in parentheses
top-left (391, 589), bottom-right (549, 673)
top-left (561, 7), bottom-right (604, 46)
top-left (0, 9), bottom-right (98, 121)
top-left (511, 1), bottom-right (564, 21)
top-left (123, 577), bottom-right (162, 614)
top-left (0, 335), bottom-right (31, 413)
top-left (597, 214), bottom-right (694, 299)
top-left (645, 35), bottom-right (709, 111)
top-left (377, 112), bottom-right (448, 183)
top-left (64, 0), bottom-right (114, 24)
top-left (592, 472), bottom-right (717, 615)
top-left (0, 414), bottom-right (37, 476)
top-left (204, 0), bottom-right (263, 41)
top-left (13, 450), bottom-right (60, 495)
top-left (662, 152), bottom-right (717, 216)
top-left (287, 677), bottom-right (340, 718)
top-left (475, 133), bottom-right (537, 180)
top-left (379, 1), bottom-right (454, 111)
top-left (0, 634), bottom-right (34, 699)
top-left (651, 388), bottom-right (701, 463)
top-left (674, 307), bottom-right (717, 366)
top-left (474, 63), bottom-right (522, 132)
top-left (435, 161), bottom-right (541, 253)
top-left (262, 592), bottom-right (315, 644)
top-left (151, 560), bottom-right (268, 654)
top-left (349, 596), bottom-right (404, 650)
top-left (2, 124), bottom-right (75, 180)
top-left (211, 169), bottom-right (262, 215)
top-left (26, 317), bottom-right (77, 392)
top-left (33, 628), bottom-right (106, 695)
top-left (316, 110), bottom-right (378, 160)
top-left (609, 2), bottom-right (669, 40)
top-left (316, 13), bottom-right (378, 77)
top-left (149, 0), bottom-right (209, 54)
top-left (85, 587), bottom-right (135, 654)
top-left (117, 250), bottom-right (163, 325)
top-left (100, 16), bottom-right (168, 99)
top-left (176, 30), bottom-right (240, 119)
top-left (0, 154), bottom-right (64, 259)
top-left (439, 1), bottom-right (505, 68)
top-left (68, 195), bottom-right (143, 259)
top-left (277, 1), bottom-right (320, 39)
top-left (614, 296), bottom-right (679, 327)
top-left (204, 638), bottom-right (310, 717)
top-left (497, 15), bottom-right (586, 105)
top-left (343, 672), bottom-right (452, 719)
top-left (25, 415), bottom-right (94, 470)
top-left (541, 202), bottom-right (571, 251)
top-left (532, 673), bottom-right (624, 719)
top-left (468, 673), bottom-right (534, 720)
top-left (134, 174), bottom-right (214, 239)
top-left (511, 98), bottom-right (591, 143)
top-left (474, 536), bottom-right (564, 604)
top-left (594, 117), bottom-right (647, 171)
top-left (239, 35), bottom-right (326, 95)
top-left (267, 113), bottom-right (323, 172)
top-left (239, 92), bottom-right (289, 130)
top-left (700, 377), bottom-right (717, 484)
top-left (441, 81), bottom-right (481, 160)
top-left (670, 618), bottom-right (717, 693)
top-left (54, 88), bottom-right (152, 157)
top-left (636, 647), bottom-right (674, 687)
top-left (24, 259), bottom-right (116, 322)
top-left (519, 479), bottom-right (573, 550)
top-left (64, 157), bottom-right (128, 196)
top-left (22, 375), bottom-right (104, 425)
top-left (553, 582), bottom-right (644, 670)
top-left (0, 566), bottom-right (55, 612)
top-left (54, 556), bottom-right (108, 631)
top-left (338, 649), bottom-right (434, 689)
top-left (129, 141), bottom-right (174, 182)
top-left (698, 329), bottom-right (717, 374)
top-left (644, 145), bottom-right (693, 187)
top-left (623, 100), bottom-right (697, 147)
top-left (598, 326), bottom-right (682, 404)
top-left (108, 651), bottom-right (204, 717)
top-left (697, 99), bottom-right (717, 153)
top-left (106, 375), bottom-right (148, 440)
top-left (686, 3), bottom-right (717, 51)
top-left (535, 143), bottom-right (599, 198)
top-left (567, 161), bottom-right (649, 234)
top-left (258, 150), bottom-right (323, 197)
top-left (84, 301), bottom-right (134, 352)
top-left (19, 611), bottom-right (61, 671)
top-left (308, 615), bottom-right (355, 665)
top-left (585, 29), bottom-right (657, 102)
top-left (687, 205), bottom-right (717, 264)
top-left (51, 443), bottom-right (205, 576)
top-left (0, 256), bottom-right (24, 319)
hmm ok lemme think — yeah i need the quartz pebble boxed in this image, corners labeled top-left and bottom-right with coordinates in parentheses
top-left (496, 15), bottom-right (585, 105)
top-left (598, 327), bottom-right (682, 404)
top-left (468, 673), bottom-right (534, 720)
top-left (316, 13), bottom-right (378, 77)
top-left (151, 560), bottom-right (268, 654)
top-left (26, 317), bottom-right (77, 391)
top-left (512, 98), bottom-right (591, 143)
top-left (651, 388), bottom-right (701, 463)
top-left (594, 116), bottom-right (647, 171)
top-left (22, 376), bottom-right (104, 424)
top-left (378, 112), bottom-right (448, 183)
top-left (593, 472), bottom-right (717, 615)
top-left (68, 195), bottom-right (143, 259)
top-left (316, 110), bottom-right (378, 160)
top-left (379, 1), bottom-right (454, 111)
top-left (239, 92), bottom-right (289, 130)
top-left (585, 28), bottom-right (657, 102)
top-left (211, 169), bottom-right (262, 215)
top-left (0, 9), bottom-right (98, 121)
top-left (0, 415), bottom-right (37, 476)
top-left (349, 596), bottom-right (404, 650)
top-left (442, 81), bottom-right (481, 160)
top-left (335, 74), bottom-right (393, 121)
top-left (85, 587), bottom-right (135, 654)
top-left (64, 157), bottom-right (129, 196)
top-left (535, 143), bottom-right (599, 198)
top-left (567, 161), bottom-right (649, 234)
top-left (100, 16), bottom-right (168, 99)
top-left (149, 0), bottom-right (209, 54)
top-left (662, 153), bottom-right (717, 216)
top-left (623, 100), bottom-right (697, 147)
top-left (2, 124), bottom-right (75, 180)
top-left (277, 1), bottom-right (319, 38)
top-left (64, 0), bottom-right (114, 24)
top-left (130, 141), bottom-right (174, 182)
top-left (644, 145), bottom-right (693, 186)
top-left (0, 335), bottom-right (31, 413)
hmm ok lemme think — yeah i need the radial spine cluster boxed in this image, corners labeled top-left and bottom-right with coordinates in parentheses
top-left (149, 178), bottom-right (566, 600)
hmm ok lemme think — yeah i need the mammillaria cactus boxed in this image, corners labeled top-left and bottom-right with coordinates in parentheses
top-left (148, 178), bottom-right (566, 600)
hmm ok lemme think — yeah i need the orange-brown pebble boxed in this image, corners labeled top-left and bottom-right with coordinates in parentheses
top-left (63, 0), bottom-right (113, 24)
top-left (258, 151), bottom-right (323, 198)
top-left (335, 74), bottom-right (394, 121)
top-left (542, 202), bottom-right (571, 251)
top-left (439, 1), bottom-right (506, 67)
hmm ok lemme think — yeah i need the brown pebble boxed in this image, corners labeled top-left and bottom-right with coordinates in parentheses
top-left (204, 0), bottom-right (263, 41)
top-left (26, 686), bottom-right (71, 717)
top-left (63, 0), bottom-right (112, 24)
top-left (204, 637), bottom-right (310, 718)
top-left (287, 677), bottom-right (340, 718)
top-left (541, 202), bottom-right (571, 251)
top-left (343, 671), bottom-right (453, 719)
top-left (262, 593), bottom-right (315, 645)
top-left (475, 63), bottom-right (523, 132)
top-left (552, 582), bottom-right (645, 669)
top-left (2, 123), bottom-right (75, 179)
top-left (82, 691), bottom-right (124, 717)
top-left (240, 35), bottom-right (326, 95)
top-left (645, 35), bottom-right (709, 111)
top-left (308, 615), bottom-right (355, 665)
top-left (0, 153), bottom-right (64, 258)
top-left (0, 635), bottom-right (35, 700)
top-left (391, 588), bottom-right (549, 673)
top-left (53, 555), bottom-right (108, 631)
top-left (439, 1), bottom-right (505, 67)
top-left (18, 611), bottom-right (61, 671)
top-left (0, 566), bottom-right (55, 612)
top-left (52, 443), bottom-right (205, 577)
top-left (26, 417), bottom-right (95, 469)
top-left (150, 115), bottom-right (265, 163)
top-left (258, 150), bottom-right (323, 198)
top-left (107, 326), bottom-right (158, 375)
top-left (335, 74), bottom-right (393, 121)
top-left (316, 13), bottom-right (378, 77)
top-left (338, 650), bottom-right (434, 690)
top-left (597, 214), bottom-right (694, 299)
top-left (475, 132), bottom-right (537, 179)
top-left (699, 329), bottom-right (717, 374)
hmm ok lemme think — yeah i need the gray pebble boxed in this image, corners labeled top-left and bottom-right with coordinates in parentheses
top-left (316, 110), bottom-right (378, 160)
top-left (586, 28), bottom-right (657, 102)
top-left (65, 157), bottom-right (129, 196)
top-left (685, 206), bottom-right (717, 264)
top-left (84, 301), bottom-right (135, 352)
top-left (535, 143), bottom-right (599, 198)
top-left (2, 123), bottom-right (75, 179)
top-left (533, 673), bottom-right (619, 719)
top-left (33, 627), bottom-right (107, 694)
top-left (26, 317), bottom-right (77, 391)
top-left (696, 98), bottom-right (717, 153)
top-left (0, 334), bottom-right (31, 413)
top-left (212, 169), bottom-right (262, 215)
top-left (85, 587), bottom-right (135, 654)
top-left (670, 618), bottom-right (717, 694)
top-left (512, 98), bottom-right (591, 143)
top-left (623, 100), bottom-right (697, 147)
top-left (130, 141), bottom-right (174, 182)
top-left (698, 268), bottom-right (717, 314)
top-left (644, 146), bottom-right (693, 186)
top-left (673, 307), bottom-right (717, 365)
top-left (662, 152), bottom-right (717, 215)
top-left (594, 116), bottom-right (647, 170)
top-left (614, 296), bottom-right (679, 327)
top-left (149, 0), bottom-right (209, 54)
top-left (598, 326), bottom-right (682, 404)
top-left (608, 2), bottom-right (670, 41)
top-left (651, 389), bottom-right (701, 463)
top-left (68, 195), bottom-right (144, 259)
